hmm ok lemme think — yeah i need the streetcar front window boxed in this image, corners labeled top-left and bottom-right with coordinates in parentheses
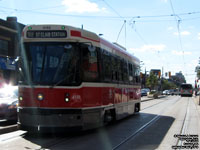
top-left (21, 42), bottom-right (80, 86)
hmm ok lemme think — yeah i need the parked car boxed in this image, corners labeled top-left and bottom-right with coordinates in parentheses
top-left (141, 89), bottom-right (148, 96)
top-left (0, 85), bottom-right (18, 121)
top-left (173, 89), bottom-right (180, 95)
top-left (143, 88), bottom-right (150, 95)
top-left (168, 89), bottom-right (174, 95)
top-left (197, 91), bottom-right (200, 96)
top-left (162, 90), bottom-right (169, 95)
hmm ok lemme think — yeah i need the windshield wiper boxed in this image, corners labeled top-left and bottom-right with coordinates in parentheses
top-left (39, 47), bottom-right (47, 82)
top-left (50, 64), bottom-right (78, 88)
top-left (50, 74), bottom-right (71, 88)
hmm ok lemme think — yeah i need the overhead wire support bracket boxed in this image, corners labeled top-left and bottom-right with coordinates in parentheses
top-left (116, 20), bottom-right (126, 42)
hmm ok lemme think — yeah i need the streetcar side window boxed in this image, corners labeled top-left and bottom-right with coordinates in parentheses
top-left (101, 49), bottom-right (139, 84)
top-left (117, 57), bottom-right (122, 82)
top-left (123, 60), bottom-right (129, 83)
top-left (81, 44), bottom-right (98, 82)
top-left (102, 50), bottom-right (112, 82)
top-left (135, 66), bottom-right (141, 83)
top-left (115, 56), bottom-right (122, 82)
top-left (128, 62), bottom-right (134, 84)
top-left (111, 56), bottom-right (117, 81)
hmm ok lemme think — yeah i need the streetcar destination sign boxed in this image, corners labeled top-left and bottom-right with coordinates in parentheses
top-left (27, 30), bottom-right (67, 38)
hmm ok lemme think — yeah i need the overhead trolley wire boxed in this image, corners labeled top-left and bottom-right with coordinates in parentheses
top-left (169, 0), bottom-right (187, 77)
top-left (100, 0), bottom-right (127, 48)
top-left (116, 20), bottom-right (126, 42)
top-left (1, 5), bottom-right (200, 21)
top-left (101, 0), bottom-right (124, 19)
top-left (129, 20), bottom-right (148, 45)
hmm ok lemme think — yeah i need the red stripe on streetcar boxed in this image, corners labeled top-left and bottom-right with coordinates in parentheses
top-left (70, 30), bottom-right (138, 62)
top-left (71, 30), bottom-right (81, 37)
top-left (70, 30), bottom-right (100, 43)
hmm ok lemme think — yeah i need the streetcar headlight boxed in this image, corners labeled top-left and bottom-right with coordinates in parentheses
top-left (65, 93), bottom-right (70, 102)
top-left (65, 97), bottom-right (70, 102)
top-left (19, 96), bottom-right (23, 101)
top-left (37, 93), bottom-right (44, 101)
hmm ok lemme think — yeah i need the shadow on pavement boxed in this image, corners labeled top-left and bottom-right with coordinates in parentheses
top-left (0, 120), bottom-right (17, 126)
top-left (22, 113), bottom-right (175, 150)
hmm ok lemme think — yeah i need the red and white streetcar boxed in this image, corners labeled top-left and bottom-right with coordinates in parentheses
top-left (18, 24), bottom-right (141, 132)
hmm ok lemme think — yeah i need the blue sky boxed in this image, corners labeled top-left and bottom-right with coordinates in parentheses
top-left (0, 0), bottom-right (200, 84)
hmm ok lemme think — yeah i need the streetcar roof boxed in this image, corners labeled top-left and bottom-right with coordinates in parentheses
top-left (23, 24), bottom-right (140, 65)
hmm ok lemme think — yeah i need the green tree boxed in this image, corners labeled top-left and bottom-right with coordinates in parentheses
top-left (162, 79), bottom-right (177, 90)
top-left (197, 70), bottom-right (200, 79)
top-left (146, 72), bottom-right (158, 90)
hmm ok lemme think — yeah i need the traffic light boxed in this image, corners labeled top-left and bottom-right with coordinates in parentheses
top-left (169, 71), bottom-right (171, 78)
top-left (158, 71), bottom-right (161, 78)
top-left (165, 72), bottom-right (168, 77)
top-left (140, 72), bottom-right (143, 78)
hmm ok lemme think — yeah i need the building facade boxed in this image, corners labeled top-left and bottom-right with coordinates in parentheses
top-left (0, 17), bottom-right (24, 85)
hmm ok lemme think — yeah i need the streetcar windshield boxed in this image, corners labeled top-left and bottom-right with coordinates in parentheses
top-left (20, 42), bottom-right (80, 86)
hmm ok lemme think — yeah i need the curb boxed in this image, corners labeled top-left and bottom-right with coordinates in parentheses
top-left (141, 95), bottom-right (167, 102)
top-left (0, 124), bottom-right (18, 135)
top-left (194, 96), bottom-right (200, 113)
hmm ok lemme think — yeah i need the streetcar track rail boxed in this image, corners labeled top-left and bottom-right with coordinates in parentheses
top-left (112, 96), bottom-right (182, 150)
top-left (175, 97), bottom-right (190, 149)
top-left (175, 98), bottom-right (190, 149)
top-left (38, 96), bottom-right (181, 150)
top-left (112, 114), bottom-right (161, 150)
top-left (173, 97), bottom-right (200, 149)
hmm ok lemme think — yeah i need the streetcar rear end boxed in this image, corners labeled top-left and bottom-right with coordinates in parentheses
top-left (180, 83), bottom-right (193, 97)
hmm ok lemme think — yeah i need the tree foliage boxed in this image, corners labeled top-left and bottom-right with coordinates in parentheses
top-left (197, 70), bottom-right (200, 79)
top-left (146, 72), bottom-right (158, 90)
top-left (162, 79), bottom-right (177, 90)
top-left (146, 73), bottom-right (177, 91)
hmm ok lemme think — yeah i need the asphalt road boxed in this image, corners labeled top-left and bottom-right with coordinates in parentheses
top-left (0, 96), bottom-right (199, 150)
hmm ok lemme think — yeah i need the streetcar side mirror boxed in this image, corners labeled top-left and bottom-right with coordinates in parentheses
top-left (64, 44), bottom-right (72, 50)
top-left (88, 45), bottom-right (96, 52)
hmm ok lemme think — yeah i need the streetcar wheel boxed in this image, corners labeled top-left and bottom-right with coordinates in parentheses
top-left (135, 103), bottom-right (140, 112)
top-left (104, 109), bottom-right (116, 123)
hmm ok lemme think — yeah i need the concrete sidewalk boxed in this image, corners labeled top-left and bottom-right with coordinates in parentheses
top-left (0, 124), bottom-right (18, 135)
top-left (194, 96), bottom-right (200, 114)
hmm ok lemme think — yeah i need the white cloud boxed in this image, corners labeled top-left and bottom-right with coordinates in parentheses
top-left (173, 31), bottom-right (191, 36)
top-left (129, 44), bottom-right (166, 53)
top-left (61, 0), bottom-right (105, 13)
top-left (167, 26), bottom-right (174, 31)
top-left (198, 33), bottom-right (200, 40)
top-left (171, 50), bottom-right (192, 56)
